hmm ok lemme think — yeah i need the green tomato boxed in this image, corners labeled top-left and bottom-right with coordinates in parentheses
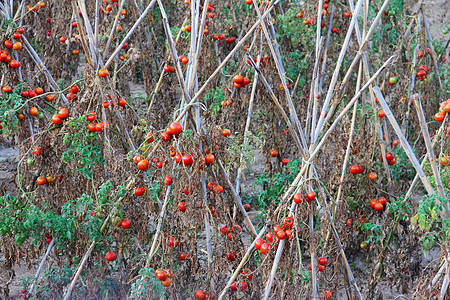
top-left (443, 27), bottom-right (449, 34)
top-left (388, 10), bottom-right (396, 16)
top-left (37, 112), bottom-right (44, 119)
top-left (27, 157), bottom-right (34, 165)
top-left (389, 76), bottom-right (398, 84)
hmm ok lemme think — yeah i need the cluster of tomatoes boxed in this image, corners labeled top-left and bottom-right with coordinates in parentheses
top-left (308, 257), bottom-right (328, 272)
top-left (232, 74), bottom-right (251, 89)
top-left (349, 165), bottom-right (364, 175)
top-left (220, 99), bottom-right (233, 107)
top-left (163, 234), bottom-right (180, 251)
top-left (178, 55), bottom-right (189, 64)
top-left (383, 152), bottom-right (397, 165)
top-left (246, 54), bottom-right (270, 66)
top-left (51, 107), bottom-right (69, 125)
top-left (293, 190), bottom-right (317, 204)
top-left (193, 289), bottom-right (214, 299)
top-left (27, 1), bottom-right (45, 12)
top-left (163, 65), bottom-right (176, 73)
top-left (434, 98), bottom-right (450, 123)
top-left (155, 269), bottom-right (174, 287)
top-left (220, 224), bottom-right (242, 241)
top-left (416, 65), bottom-right (429, 81)
top-left (117, 218), bottom-right (131, 229)
top-left (229, 268), bottom-right (253, 292)
top-left (1, 28), bottom-right (24, 68)
top-left (207, 181), bottom-right (223, 194)
top-left (254, 216), bottom-right (299, 255)
top-left (369, 197), bottom-right (387, 211)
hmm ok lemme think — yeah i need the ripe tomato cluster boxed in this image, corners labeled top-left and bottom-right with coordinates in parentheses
top-left (155, 269), bottom-right (174, 287)
top-left (219, 224), bottom-right (242, 241)
top-left (382, 152), bottom-right (396, 165)
top-left (232, 74), bottom-right (250, 89)
top-left (293, 190), bottom-right (317, 204)
top-left (416, 65), bottom-right (429, 81)
top-left (435, 98), bottom-right (450, 123)
top-left (254, 216), bottom-right (300, 255)
top-left (350, 164), bottom-right (364, 175)
top-left (369, 197), bottom-right (387, 211)
top-left (308, 256), bottom-right (328, 272)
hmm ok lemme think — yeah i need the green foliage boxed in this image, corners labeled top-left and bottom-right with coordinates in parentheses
top-left (390, 146), bottom-right (416, 181)
top-left (0, 194), bottom-right (76, 247)
top-left (277, 7), bottom-right (316, 51)
top-left (247, 159), bottom-right (300, 210)
top-left (0, 85), bottom-right (26, 135)
top-left (412, 194), bottom-right (450, 255)
top-left (204, 87), bottom-right (225, 116)
top-left (130, 268), bottom-right (164, 299)
top-left (387, 195), bottom-right (411, 222)
top-left (359, 222), bottom-right (382, 244)
top-left (61, 117), bottom-right (104, 179)
top-left (0, 181), bottom-right (117, 248)
top-left (225, 130), bottom-right (265, 171)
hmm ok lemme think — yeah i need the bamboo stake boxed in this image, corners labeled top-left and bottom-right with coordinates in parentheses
top-left (94, 0), bottom-right (99, 65)
top-left (402, 13), bottom-right (421, 135)
top-left (217, 160), bottom-right (257, 236)
top-left (308, 169), bottom-right (318, 299)
top-left (246, 54), bottom-right (305, 156)
top-left (250, 1), bottom-right (308, 151)
top-left (405, 121), bottom-right (445, 199)
top-left (372, 88), bottom-right (445, 211)
top-left (157, 0), bottom-right (195, 113)
top-left (145, 17), bottom-right (187, 117)
top-left (334, 61), bottom-right (362, 215)
top-left (103, 0), bottom-right (126, 62)
top-left (412, 95), bottom-right (446, 197)
top-left (309, 38), bottom-right (325, 146)
top-left (336, 0), bottom-right (392, 102)
top-left (236, 41), bottom-right (262, 194)
top-left (319, 5), bottom-right (335, 90)
top-left (26, 232), bottom-right (57, 297)
top-left (71, 1), bottom-right (94, 68)
top-left (76, 0), bottom-right (98, 66)
top-left (313, 0), bottom-right (365, 142)
top-left (187, 0), bottom-right (208, 91)
top-left (145, 182), bottom-right (173, 264)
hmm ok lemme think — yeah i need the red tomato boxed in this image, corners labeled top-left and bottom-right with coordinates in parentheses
top-left (105, 251), bottom-right (116, 261)
top-left (164, 176), bottom-right (172, 185)
top-left (182, 154), bottom-right (193, 166)
top-left (168, 122), bottom-right (182, 135)
top-left (260, 242), bottom-right (269, 254)
top-left (178, 202), bottom-right (186, 212)
top-left (293, 192), bottom-right (303, 204)
top-left (254, 238), bottom-right (264, 250)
